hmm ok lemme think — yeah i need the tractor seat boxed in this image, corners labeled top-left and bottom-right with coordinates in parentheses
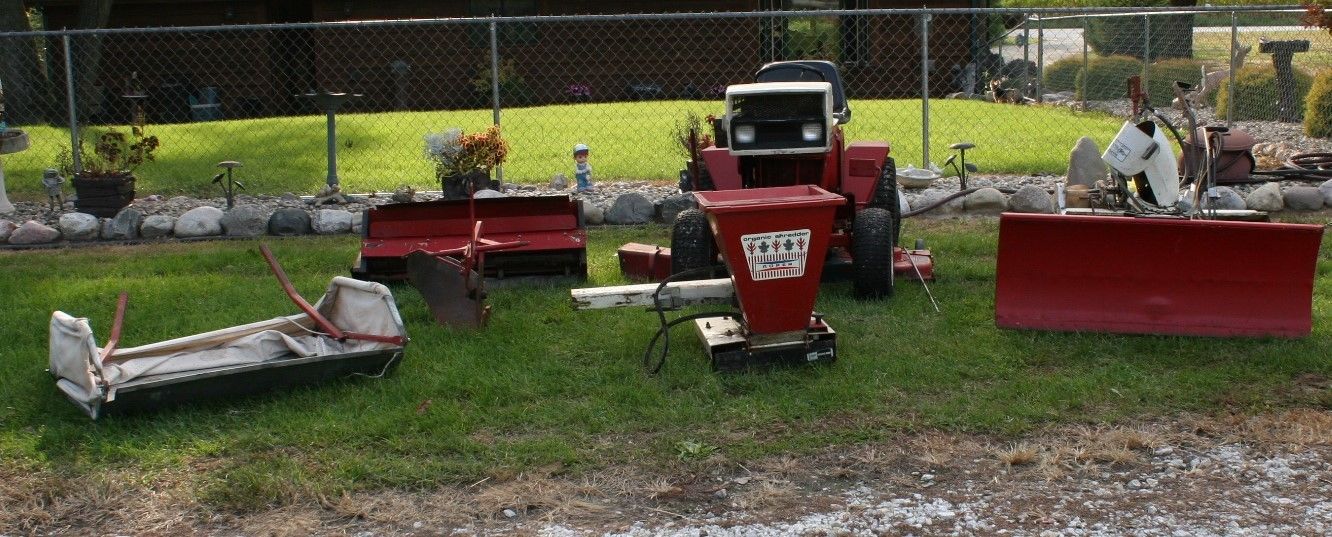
top-left (755, 60), bottom-right (851, 124)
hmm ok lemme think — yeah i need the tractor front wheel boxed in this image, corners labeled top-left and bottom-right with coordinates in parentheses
top-left (670, 209), bottom-right (716, 279)
top-left (852, 207), bottom-right (895, 299)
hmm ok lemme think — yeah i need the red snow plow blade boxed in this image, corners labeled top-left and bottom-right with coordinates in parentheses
top-left (353, 196), bottom-right (587, 281)
top-left (995, 213), bottom-right (1324, 338)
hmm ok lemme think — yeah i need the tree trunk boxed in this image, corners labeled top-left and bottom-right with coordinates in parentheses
top-left (0, 0), bottom-right (54, 124)
top-left (73, 0), bottom-right (113, 120)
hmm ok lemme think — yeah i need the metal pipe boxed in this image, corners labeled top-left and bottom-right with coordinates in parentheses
top-left (325, 109), bottom-right (337, 187)
top-left (1142, 15), bottom-right (1150, 93)
top-left (1036, 14), bottom-right (1043, 102)
top-left (490, 18), bottom-right (503, 183)
top-left (920, 12), bottom-right (931, 167)
top-left (1227, 11), bottom-right (1237, 127)
top-left (63, 35), bottom-right (80, 173)
top-left (1022, 14), bottom-right (1030, 100)
top-left (1082, 16), bottom-right (1089, 111)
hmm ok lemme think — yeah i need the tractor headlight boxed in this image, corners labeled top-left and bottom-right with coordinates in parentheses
top-left (734, 125), bottom-right (756, 144)
top-left (801, 122), bottom-right (821, 142)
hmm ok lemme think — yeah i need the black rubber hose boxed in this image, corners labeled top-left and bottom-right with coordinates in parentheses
top-left (643, 265), bottom-right (738, 375)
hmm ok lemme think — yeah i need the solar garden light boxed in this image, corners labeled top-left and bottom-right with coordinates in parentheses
top-left (212, 160), bottom-right (245, 209)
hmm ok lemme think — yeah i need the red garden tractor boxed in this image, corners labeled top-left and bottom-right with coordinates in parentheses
top-left (671, 60), bottom-right (931, 298)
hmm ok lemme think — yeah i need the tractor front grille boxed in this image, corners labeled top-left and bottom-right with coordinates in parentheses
top-left (731, 92), bottom-right (825, 120)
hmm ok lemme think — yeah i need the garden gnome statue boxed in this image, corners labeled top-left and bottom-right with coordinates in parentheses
top-left (572, 143), bottom-right (593, 192)
top-left (42, 168), bottom-right (64, 212)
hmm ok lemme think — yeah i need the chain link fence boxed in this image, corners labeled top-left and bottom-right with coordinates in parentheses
top-left (0, 6), bottom-right (1326, 197)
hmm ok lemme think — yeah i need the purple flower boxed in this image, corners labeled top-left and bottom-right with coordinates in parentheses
top-left (566, 84), bottom-right (592, 98)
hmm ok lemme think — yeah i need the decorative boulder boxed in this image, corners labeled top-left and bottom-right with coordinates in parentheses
top-left (473, 189), bottom-right (504, 199)
top-left (583, 203), bottom-right (605, 225)
top-left (58, 212), bottom-right (100, 241)
top-left (1319, 179), bottom-right (1332, 207)
top-left (656, 192), bottom-right (696, 224)
top-left (174, 206), bottom-right (225, 237)
top-left (313, 209), bottom-right (354, 234)
top-left (605, 193), bottom-right (654, 224)
top-left (1007, 185), bottom-right (1056, 214)
top-left (911, 188), bottom-right (964, 216)
top-left (220, 204), bottom-right (269, 237)
top-left (9, 220), bottom-right (60, 244)
top-left (1066, 136), bottom-right (1106, 188)
top-left (103, 208), bottom-right (144, 240)
top-left (1283, 186), bottom-right (1324, 211)
top-left (1203, 186), bottom-right (1247, 211)
top-left (1245, 182), bottom-right (1283, 212)
top-left (268, 208), bottom-right (312, 236)
top-left (140, 215), bottom-right (176, 239)
top-left (0, 219), bottom-right (15, 242)
top-left (963, 188), bottom-right (1007, 215)
top-left (351, 211), bottom-right (365, 235)
top-left (550, 173), bottom-right (568, 190)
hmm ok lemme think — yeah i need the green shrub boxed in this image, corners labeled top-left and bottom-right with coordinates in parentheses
top-left (1306, 70), bottom-right (1332, 138)
top-left (1074, 55), bottom-right (1144, 101)
top-left (1086, 11), bottom-right (1195, 61)
top-left (1146, 58), bottom-right (1209, 106)
top-left (1216, 65), bottom-right (1313, 121)
top-left (1043, 56), bottom-right (1083, 93)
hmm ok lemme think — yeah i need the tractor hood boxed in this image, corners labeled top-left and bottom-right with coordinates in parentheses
top-left (724, 82), bottom-right (836, 157)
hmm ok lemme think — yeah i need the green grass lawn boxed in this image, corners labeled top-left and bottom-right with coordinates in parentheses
top-left (2, 220), bottom-right (1329, 511)
top-left (1, 100), bottom-right (1123, 200)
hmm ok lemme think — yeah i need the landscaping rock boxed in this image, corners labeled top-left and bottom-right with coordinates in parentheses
top-left (313, 209), bottom-right (354, 234)
top-left (1203, 186), bottom-right (1248, 211)
top-left (656, 192), bottom-right (696, 224)
top-left (58, 212), bottom-right (100, 241)
top-left (583, 203), bottom-right (605, 225)
top-left (911, 188), bottom-right (965, 216)
top-left (0, 219), bottom-right (15, 242)
top-left (140, 215), bottom-right (176, 239)
top-left (1007, 184), bottom-right (1056, 214)
top-left (9, 220), bottom-right (60, 244)
top-left (390, 186), bottom-right (415, 203)
top-left (351, 211), bottom-right (365, 235)
top-left (220, 204), bottom-right (269, 237)
top-left (174, 206), bottom-right (225, 237)
top-left (550, 173), bottom-right (568, 190)
top-left (963, 188), bottom-right (1007, 215)
top-left (1066, 136), bottom-right (1106, 188)
top-left (605, 192), bottom-right (654, 224)
top-left (1283, 186), bottom-right (1324, 211)
top-left (473, 189), bottom-right (504, 199)
top-left (268, 208), bottom-right (312, 236)
top-left (280, 192), bottom-right (302, 204)
top-left (1319, 179), bottom-right (1332, 207)
top-left (103, 208), bottom-right (144, 240)
top-left (1245, 182), bottom-right (1284, 212)
top-left (899, 193), bottom-right (910, 215)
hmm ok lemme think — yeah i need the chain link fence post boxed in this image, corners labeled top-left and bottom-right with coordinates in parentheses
top-left (62, 34), bottom-right (80, 173)
top-left (1036, 14), bottom-right (1043, 103)
top-left (1081, 15), bottom-right (1089, 111)
top-left (1142, 14), bottom-right (1150, 93)
top-left (920, 11), bottom-right (930, 167)
top-left (1228, 10), bottom-right (1237, 128)
top-left (490, 17), bottom-right (503, 183)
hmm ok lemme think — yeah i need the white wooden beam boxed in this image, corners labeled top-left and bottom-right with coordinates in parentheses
top-left (571, 278), bottom-right (735, 310)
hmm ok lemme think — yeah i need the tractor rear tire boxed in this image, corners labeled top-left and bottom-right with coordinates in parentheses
top-left (852, 207), bottom-right (895, 299)
top-left (670, 209), bottom-right (715, 280)
top-left (868, 155), bottom-right (902, 247)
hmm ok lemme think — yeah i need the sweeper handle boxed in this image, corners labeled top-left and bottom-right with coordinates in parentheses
top-left (98, 292), bottom-right (130, 362)
top-left (258, 244), bottom-right (404, 346)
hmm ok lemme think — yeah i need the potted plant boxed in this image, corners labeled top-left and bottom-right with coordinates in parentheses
top-left (423, 125), bottom-right (508, 200)
top-left (673, 111), bottom-right (715, 192)
top-left (59, 121), bottom-right (159, 217)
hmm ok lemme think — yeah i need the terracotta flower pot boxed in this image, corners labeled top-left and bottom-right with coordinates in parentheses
top-left (72, 173), bottom-right (136, 218)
